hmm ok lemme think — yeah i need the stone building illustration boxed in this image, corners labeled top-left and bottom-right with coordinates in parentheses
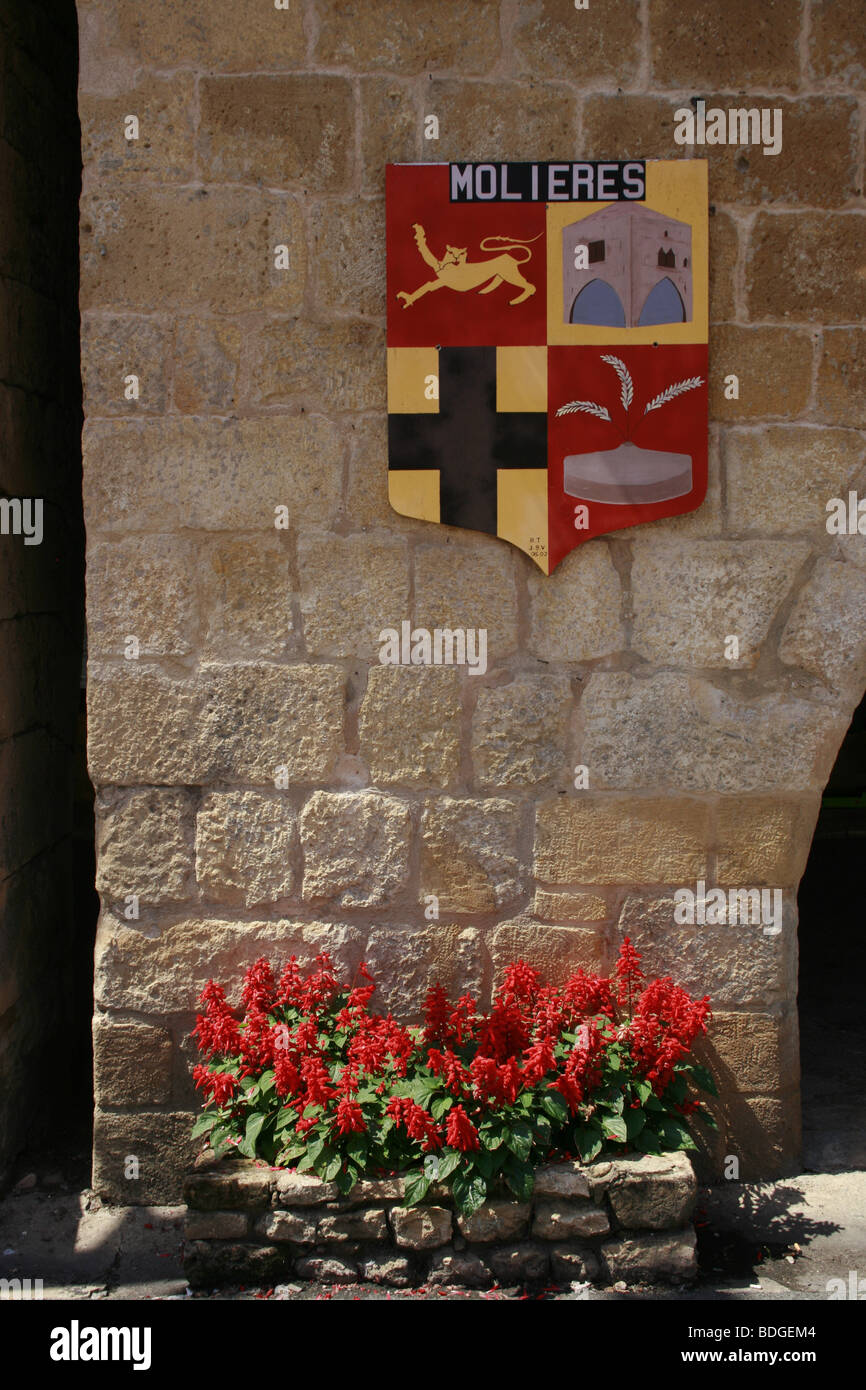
top-left (562, 204), bottom-right (693, 328)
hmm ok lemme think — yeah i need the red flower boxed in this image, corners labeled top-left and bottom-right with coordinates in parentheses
top-left (445, 1104), bottom-right (480, 1152)
top-left (615, 937), bottom-right (644, 1012)
top-left (240, 957), bottom-right (275, 1014)
top-left (334, 1098), bottom-right (366, 1134)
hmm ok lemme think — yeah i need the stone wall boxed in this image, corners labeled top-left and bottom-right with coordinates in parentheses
top-left (79, 0), bottom-right (866, 1202)
top-left (182, 1152), bottom-right (697, 1288)
top-left (0, 1), bottom-right (83, 1184)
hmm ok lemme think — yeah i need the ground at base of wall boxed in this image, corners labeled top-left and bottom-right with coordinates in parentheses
top-left (0, 1170), bottom-right (863, 1301)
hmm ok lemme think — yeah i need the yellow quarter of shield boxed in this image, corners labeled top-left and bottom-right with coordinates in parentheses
top-left (389, 469), bottom-right (441, 523)
top-left (497, 468), bottom-right (549, 574)
top-left (496, 346), bottom-right (547, 413)
top-left (387, 347), bottom-right (440, 413)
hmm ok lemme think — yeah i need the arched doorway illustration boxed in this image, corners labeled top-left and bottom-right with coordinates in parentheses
top-left (570, 278), bottom-right (627, 327)
top-left (638, 276), bottom-right (686, 326)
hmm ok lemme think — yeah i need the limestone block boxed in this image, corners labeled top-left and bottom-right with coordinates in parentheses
top-left (250, 318), bottom-right (384, 413)
top-left (185, 1211), bottom-right (249, 1241)
top-left (295, 1256), bottom-right (357, 1283)
top-left (708, 327), bottom-right (814, 419)
top-left (489, 922), bottom-right (608, 984)
top-left (415, 542), bottom-right (519, 658)
top-left (809, 0), bottom-right (866, 82)
top-left (92, 1017), bottom-right (172, 1107)
top-left (364, 924), bottom-right (482, 1019)
top-left (550, 1244), bottom-right (600, 1282)
top-left (82, 0), bottom-right (307, 76)
top-left (428, 1249), bottom-right (492, 1287)
top-left (815, 329), bottom-right (866, 427)
top-left (358, 666), bottom-right (462, 788)
top-left (310, 198), bottom-right (384, 317)
top-left (314, 0), bottom-right (500, 74)
top-left (87, 536), bottom-right (197, 657)
top-left (631, 538), bottom-right (809, 669)
top-left (606, 1154), bottom-right (697, 1230)
top-left (579, 671), bottom-right (843, 793)
top-left (300, 791), bottom-right (411, 908)
top-left (390, 1205), bottom-right (453, 1250)
top-left (747, 214), bottom-right (866, 324)
top-left (534, 796), bottom-right (710, 884)
top-left (199, 76), bottom-right (353, 191)
top-left (420, 797), bottom-right (522, 912)
top-left (360, 79), bottom-right (417, 195)
top-left (422, 80), bottom-right (577, 162)
top-left (531, 892), bottom-right (608, 924)
top-left (318, 1210), bottom-right (389, 1243)
top-left (533, 1163), bottom-right (591, 1201)
top-left (81, 313), bottom-right (171, 416)
top-left (457, 1201), bottom-right (531, 1243)
top-left (488, 1243), bottom-right (549, 1282)
top-left (254, 1211), bottom-right (317, 1245)
top-left (273, 1171), bottom-right (339, 1208)
top-left (780, 559), bottom-right (866, 697)
top-left (358, 1252), bottom-right (413, 1286)
top-left (472, 674), bottom-right (572, 788)
top-left (601, 1228), bottom-right (697, 1283)
top-left (80, 73), bottom-right (195, 182)
top-left (512, 0), bottom-right (640, 83)
top-left (649, 0), bottom-right (800, 87)
top-left (199, 535), bottom-right (294, 661)
top-left (172, 318), bottom-right (241, 413)
top-left (528, 542), bottom-right (624, 663)
top-left (93, 1110), bottom-right (198, 1205)
top-left (195, 791), bottom-right (297, 908)
top-left (716, 796), bottom-right (819, 885)
top-left (726, 428), bottom-right (863, 536)
top-left (533, 1201), bottom-right (610, 1240)
top-left (95, 788), bottom-right (194, 904)
top-left (298, 533), bottom-right (409, 658)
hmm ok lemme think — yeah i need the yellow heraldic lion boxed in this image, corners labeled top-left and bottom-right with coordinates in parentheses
top-left (396, 223), bottom-right (541, 308)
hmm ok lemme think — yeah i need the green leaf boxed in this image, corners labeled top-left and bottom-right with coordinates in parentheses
top-left (259, 1069), bottom-right (276, 1094)
top-left (501, 1155), bottom-right (534, 1203)
top-left (601, 1114), bottom-right (628, 1143)
top-left (437, 1150), bottom-right (460, 1181)
top-left (191, 1111), bottom-right (219, 1139)
top-left (279, 1141), bottom-right (307, 1163)
top-left (657, 1117), bottom-right (698, 1152)
top-left (275, 1108), bottom-right (297, 1132)
top-left (479, 1120), bottom-right (507, 1151)
top-left (346, 1133), bottom-right (367, 1163)
top-left (635, 1128), bottom-right (662, 1155)
top-left (403, 1172), bottom-right (431, 1207)
top-left (238, 1110), bottom-right (267, 1157)
top-left (573, 1123), bottom-right (603, 1163)
top-left (625, 1108), bottom-right (646, 1141)
top-left (533, 1115), bottom-right (552, 1146)
top-left (431, 1094), bottom-right (453, 1121)
top-left (687, 1063), bottom-right (719, 1097)
top-left (452, 1170), bottom-right (487, 1216)
top-left (634, 1081), bottom-right (653, 1105)
top-left (698, 1109), bottom-right (719, 1131)
top-left (473, 1149), bottom-right (496, 1180)
top-left (506, 1120), bottom-right (533, 1162)
top-left (209, 1124), bottom-right (231, 1157)
top-left (321, 1151), bottom-right (343, 1182)
top-left (541, 1091), bottom-right (569, 1125)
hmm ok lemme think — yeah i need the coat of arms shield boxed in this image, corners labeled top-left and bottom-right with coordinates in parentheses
top-left (386, 159), bottom-right (708, 574)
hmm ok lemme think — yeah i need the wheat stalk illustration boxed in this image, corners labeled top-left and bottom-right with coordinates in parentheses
top-left (554, 399), bottom-right (612, 421)
top-left (600, 354), bottom-right (633, 412)
top-left (642, 377), bottom-right (705, 414)
top-left (556, 359), bottom-right (705, 439)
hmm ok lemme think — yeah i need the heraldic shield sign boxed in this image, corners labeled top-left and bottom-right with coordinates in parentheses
top-left (386, 160), bottom-right (709, 574)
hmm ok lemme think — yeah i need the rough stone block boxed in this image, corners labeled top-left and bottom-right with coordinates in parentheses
top-left (92, 1017), bottom-right (172, 1107)
top-left (649, 0), bottom-right (801, 87)
top-left (606, 1155), bottom-right (697, 1230)
top-left (314, 0), bottom-right (500, 74)
top-left (298, 533), bottom-right (409, 658)
top-left (457, 1201), bottom-right (530, 1244)
top-left (531, 892), bottom-right (608, 924)
top-left (300, 791), bottom-right (411, 907)
top-left (747, 214), bottom-right (866, 324)
top-left (488, 1242), bottom-right (549, 1283)
top-left (87, 662), bottom-right (344, 786)
top-left (310, 198), bottom-right (384, 317)
top-left (533, 1201), bottom-right (609, 1240)
top-left (428, 1249), bottom-right (492, 1287)
top-left (83, 0), bottom-right (307, 77)
top-left (250, 319), bottom-right (383, 412)
top-left (80, 73), bottom-right (195, 181)
top-left (601, 1229), bottom-right (697, 1283)
top-left (390, 1205), bottom-right (453, 1250)
top-left (183, 1161), bottom-right (271, 1212)
top-left (631, 538), bottom-right (808, 669)
top-left (809, 0), bottom-right (866, 83)
top-left (81, 187), bottom-right (305, 314)
top-left (360, 79), bottom-right (417, 195)
top-left (472, 674), bottom-right (572, 788)
top-left (81, 313), bottom-right (171, 416)
top-left (815, 329), bottom-right (866, 427)
top-left (93, 1110), bottom-right (199, 1205)
top-left (199, 535), bottom-right (294, 661)
top-left (195, 791), bottom-right (297, 908)
top-left (579, 671), bottom-right (842, 793)
top-left (295, 1256), bottom-right (358, 1284)
top-left (364, 924), bottom-right (483, 1020)
top-left (726, 427), bottom-right (863, 537)
top-left (709, 326), bottom-right (814, 421)
top-left (273, 1171), bottom-right (339, 1208)
top-left (185, 1211), bottom-right (249, 1241)
top-left (702, 1011), bottom-right (799, 1096)
top-left (550, 1244), bottom-right (600, 1282)
top-left (83, 416), bottom-right (343, 532)
top-left (95, 788), bottom-right (194, 904)
top-left (532, 1163), bottom-right (591, 1201)
top-left (87, 536), bottom-right (197, 658)
top-left (534, 796), bottom-right (710, 885)
top-left (715, 796), bottom-right (819, 885)
top-left (528, 542), bottom-right (624, 662)
top-left (710, 211), bottom-right (738, 322)
top-left (358, 1252), bottom-right (413, 1286)
top-left (183, 1240), bottom-right (287, 1288)
top-left (414, 542), bottom-right (519, 658)
top-left (780, 559), bottom-right (866, 697)
top-left (199, 76), bottom-right (354, 191)
top-left (421, 80), bottom-right (577, 162)
top-left (512, 0), bottom-right (641, 83)
top-left (489, 922), bottom-right (608, 985)
top-left (318, 1210), bottom-right (389, 1243)
top-left (420, 797), bottom-right (522, 912)
top-left (358, 666), bottom-right (462, 788)
top-left (172, 318), bottom-right (241, 413)
top-left (254, 1210), bottom-right (318, 1245)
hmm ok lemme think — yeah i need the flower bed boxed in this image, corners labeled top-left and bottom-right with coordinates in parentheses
top-left (183, 1151), bottom-right (698, 1289)
top-left (190, 941), bottom-right (715, 1219)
